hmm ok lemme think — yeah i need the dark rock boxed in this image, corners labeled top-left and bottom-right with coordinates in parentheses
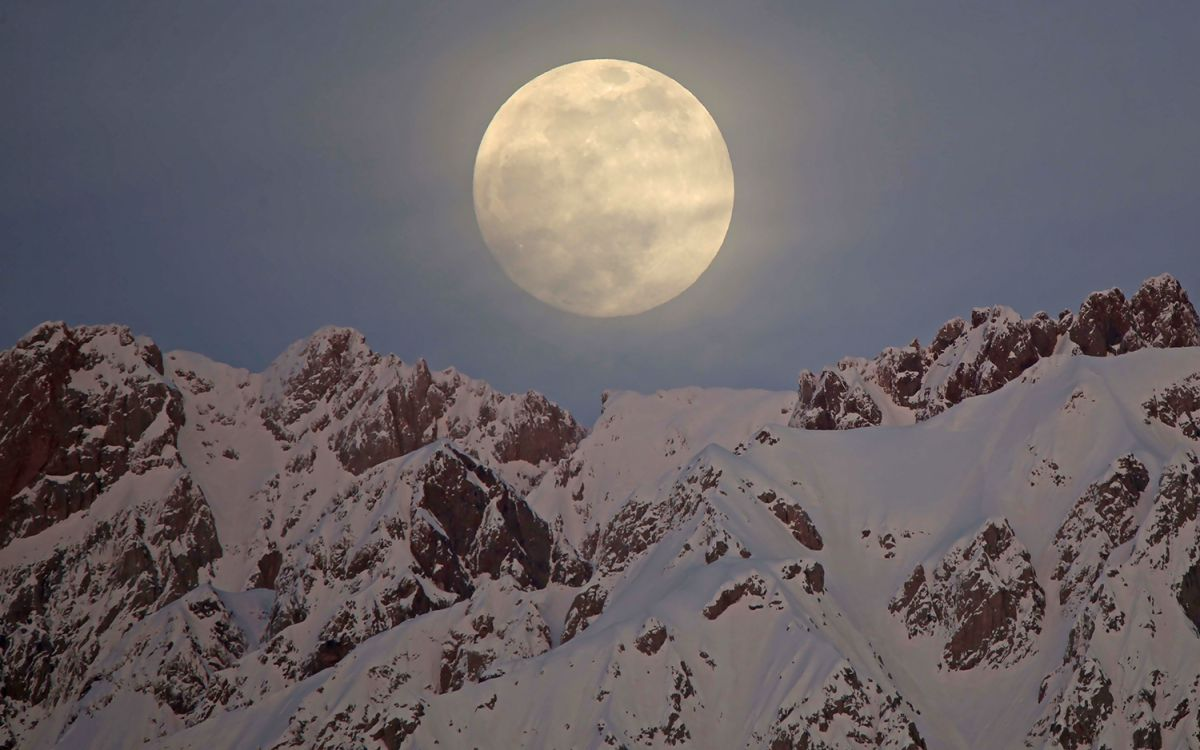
top-left (254, 550), bottom-right (284, 591)
top-left (790, 274), bottom-right (1200, 431)
top-left (372, 703), bottom-right (426, 750)
top-left (0, 323), bottom-right (184, 547)
top-left (1070, 288), bottom-right (1138, 356)
top-left (1053, 455), bottom-right (1149, 606)
top-left (891, 519), bottom-right (1044, 670)
top-left (259, 328), bottom-right (585, 477)
top-left (562, 584), bottom-right (608, 642)
top-left (791, 369), bottom-right (882, 431)
top-left (1178, 559), bottom-right (1200, 636)
top-left (1129, 273), bottom-right (1200, 348)
top-left (635, 621), bottom-right (668, 655)
top-left (1143, 373), bottom-right (1200, 440)
top-left (307, 639), bottom-right (354, 675)
top-left (702, 575), bottom-right (766, 620)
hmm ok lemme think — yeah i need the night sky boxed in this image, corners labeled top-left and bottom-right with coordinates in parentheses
top-left (3, 2), bottom-right (1198, 423)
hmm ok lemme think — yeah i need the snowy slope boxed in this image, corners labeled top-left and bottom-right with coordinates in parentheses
top-left (148, 345), bottom-right (1200, 750)
top-left (526, 387), bottom-right (796, 554)
top-left (3, 275), bottom-right (1200, 749)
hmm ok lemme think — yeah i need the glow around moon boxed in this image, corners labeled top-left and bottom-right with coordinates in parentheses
top-left (473, 59), bottom-right (734, 317)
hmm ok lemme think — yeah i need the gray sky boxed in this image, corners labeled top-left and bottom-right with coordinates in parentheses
top-left (2, 2), bottom-right (1198, 423)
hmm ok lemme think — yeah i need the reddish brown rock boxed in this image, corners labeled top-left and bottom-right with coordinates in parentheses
top-left (791, 369), bottom-right (882, 431)
top-left (0, 323), bottom-right (183, 547)
top-left (1052, 455), bottom-right (1150, 606)
top-left (562, 584), bottom-right (608, 642)
top-left (1129, 273), bottom-right (1200, 348)
top-left (1070, 288), bottom-right (1139, 356)
top-left (790, 274), bottom-right (1200, 431)
top-left (1143, 373), bottom-right (1200, 440)
top-left (702, 575), bottom-right (767, 620)
top-left (635, 620), bottom-right (669, 655)
top-left (1179, 560), bottom-right (1200, 636)
top-left (259, 327), bottom-right (585, 479)
top-left (1047, 660), bottom-right (1115, 750)
top-left (766, 664), bottom-right (927, 750)
top-left (758, 491), bottom-right (823, 550)
top-left (890, 519), bottom-right (1044, 670)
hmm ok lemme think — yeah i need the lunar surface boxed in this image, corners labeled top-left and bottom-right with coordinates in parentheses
top-left (473, 59), bottom-right (734, 317)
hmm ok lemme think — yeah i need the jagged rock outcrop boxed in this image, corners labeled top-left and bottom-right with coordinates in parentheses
top-left (0, 473), bottom-right (221, 719)
top-left (0, 323), bottom-right (183, 547)
top-left (258, 442), bottom-right (588, 680)
top-left (561, 583), bottom-right (608, 643)
top-left (890, 519), bottom-right (1045, 670)
top-left (4, 275), bottom-right (1200, 749)
top-left (1031, 451), bottom-right (1200, 749)
top-left (702, 574), bottom-right (767, 620)
top-left (1052, 455), bottom-right (1150, 606)
top-left (791, 274), bottom-right (1200, 430)
top-left (435, 586), bottom-right (551, 694)
top-left (0, 324), bottom-right (588, 746)
top-left (791, 369), bottom-right (882, 430)
top-left (1143, 372), bottom-right (1200, 440)
top-left (763, 663), bottom-right (927, 750)
top-left (259, 326), bottom-right (586, 487)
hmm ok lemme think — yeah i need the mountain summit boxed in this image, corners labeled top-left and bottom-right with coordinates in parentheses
top-left (2, 275), bottom-right (1199, 749)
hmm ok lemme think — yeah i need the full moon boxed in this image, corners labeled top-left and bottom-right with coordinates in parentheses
top-left (473, 59), bottom-right (735, 317)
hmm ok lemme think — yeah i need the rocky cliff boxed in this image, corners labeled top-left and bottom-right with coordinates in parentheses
top-left (2, 275), bottom-right (1200, 749)
top-left (790, 273), bottom-right (1200, 429)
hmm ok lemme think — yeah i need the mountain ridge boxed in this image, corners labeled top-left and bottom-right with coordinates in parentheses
top-left (2, 274), bottom-right (1199, 749)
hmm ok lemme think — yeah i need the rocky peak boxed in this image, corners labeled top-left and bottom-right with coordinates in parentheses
top-left (256, 326), bottom-right (585, 485)
top-left (1070, 288), bottom-right (1139, 356)
top-left (791, 367), bottom-right (882, 430)
top-left (790, 274), bottom-right (1200, 430)
top-left (0, 322), bottom-right (182, 547)
top-left (1130, 273), bottom-right (1200, 349)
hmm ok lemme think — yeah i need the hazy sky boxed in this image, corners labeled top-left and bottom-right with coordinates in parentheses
top-left (3, 2), bottom-right (1198, 423)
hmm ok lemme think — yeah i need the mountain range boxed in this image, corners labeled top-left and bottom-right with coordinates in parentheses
top-left (2, 273), bottom-right (1199, 749)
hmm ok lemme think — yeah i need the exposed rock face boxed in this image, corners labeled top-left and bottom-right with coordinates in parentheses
top-left (0, 473), bottom-right (221, 712)
top-left (790, 274), bottom-right (1200, 430)
top-left (0, 323), bottom-right (221, 734)
top-left (890, 519), bottom-right (1045, 670)
top-left (1130, 274), bottom-right (1200, 349)
top-left (260, 327), bottom-right (586, 487)
top-left (1179, 560), bottom-right (1200, 635)
top-left (1044, 659), bottom-right (1116, 750)
top-left (781, 560), bottom-right (826, 595)
top-left (1070, 288), bottom-right (1140, 356)
top-left (1052, 455), bottom-right (1150, 606)
top-left (0, 322), bottom-right (182, 547)
top-left (758, 489), bottom-right (823, 550)
top-left (0, 324), bottom-right (588, 745)
top-left (635, 619), bottom-right (669, 655)
top-left (593, 462), bottom-right (725, 575)
top-left (435, 587), bottom-right (551, 694)
top-left (259, 443), bottom-right (587, 680)
top-left (702, 574), bottom-right (767, 620)
top-left (562, 583), bottom-right (607, 643)
top-left (1143, 372), bottom-right (1200, 440)
top-left (1031, 451), bottom-right (1200, 748)
top-left (791, 369), bottom-right (882, 430)
top-left (764, 663), bottom-right (927, 750)
top-left (75, 585), bottom-right (254, 724)
top-left (1131, 452), bottom-right (1200, 570)
top-left (5, 278), bottom-right (1200, 749)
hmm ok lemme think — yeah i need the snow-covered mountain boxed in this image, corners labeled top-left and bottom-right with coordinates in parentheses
top-left (2, 275), bottom-right (1199, 749)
